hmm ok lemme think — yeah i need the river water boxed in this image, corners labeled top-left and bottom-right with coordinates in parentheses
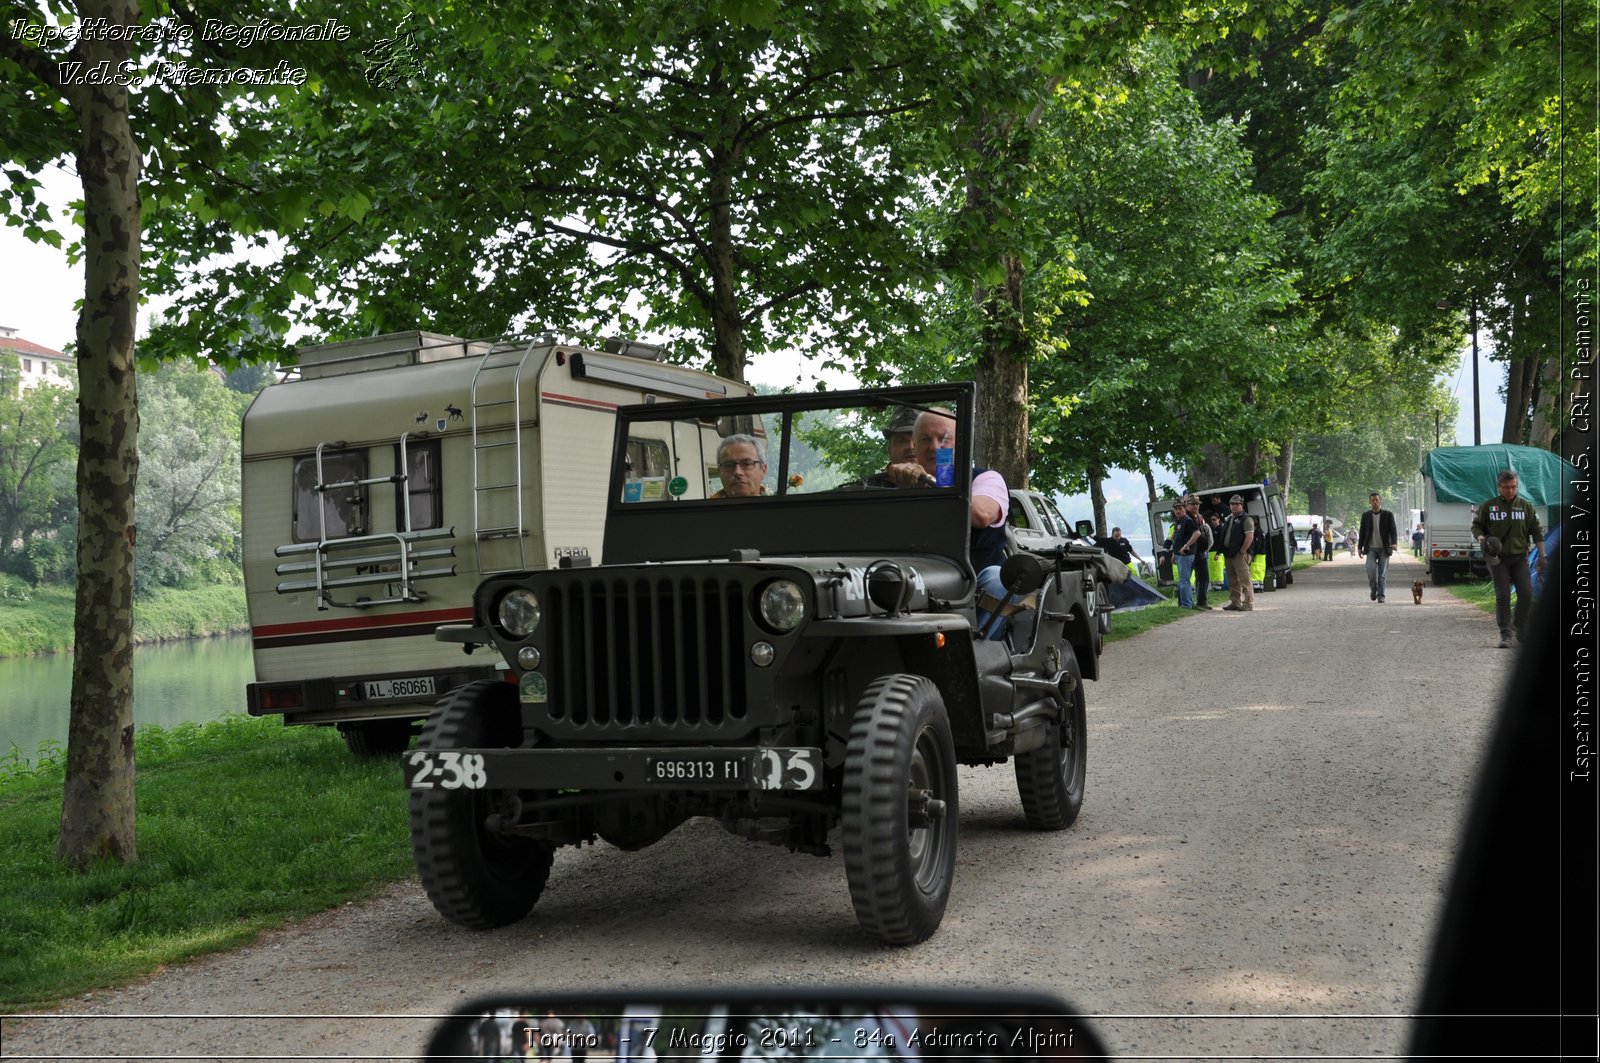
top-left (0, 635), bottom-right (256, 767)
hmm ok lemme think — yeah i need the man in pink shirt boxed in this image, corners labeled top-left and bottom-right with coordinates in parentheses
top-left (883, 409), bottom-right (1010, 638)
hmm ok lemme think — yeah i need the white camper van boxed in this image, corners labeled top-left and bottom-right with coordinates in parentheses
top-left (242, 332), bottom-right (749, 754)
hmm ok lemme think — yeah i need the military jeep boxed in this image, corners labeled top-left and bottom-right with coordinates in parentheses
top-left (406, 383), bottom-right (1105, 944)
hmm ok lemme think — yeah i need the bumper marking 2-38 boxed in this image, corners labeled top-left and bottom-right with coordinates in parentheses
top-left (404, 746), bottom-right (823, 792)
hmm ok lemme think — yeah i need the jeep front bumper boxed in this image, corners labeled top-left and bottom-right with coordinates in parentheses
top-left (404, 745), bottom-right (823, 792)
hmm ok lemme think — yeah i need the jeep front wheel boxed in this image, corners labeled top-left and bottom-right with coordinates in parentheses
top-left (1014, 654), bottom-right (1086, 830)
top-left (409, 681), bottom-right (554, 929)
top-left (841, 674), bottom-right (958, 946)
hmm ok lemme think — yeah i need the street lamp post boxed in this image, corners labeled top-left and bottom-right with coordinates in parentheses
top-left (1469, 294), bottom-right (1481, 446)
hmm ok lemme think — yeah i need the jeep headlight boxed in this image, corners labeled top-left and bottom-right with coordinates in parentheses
top-left (758, 579), bottom-right (806, 633)
top-left (495, 588), bottom-right (542, 639)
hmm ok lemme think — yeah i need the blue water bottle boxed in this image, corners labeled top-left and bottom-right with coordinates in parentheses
top-left (934, 446), bottom-right (954, 488)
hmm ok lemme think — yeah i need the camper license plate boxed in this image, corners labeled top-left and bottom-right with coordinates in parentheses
top-left (364, 676), bottom-right (436, 700)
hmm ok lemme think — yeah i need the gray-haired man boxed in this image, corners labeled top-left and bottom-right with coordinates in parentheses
top-left (712, 434), bottom-right (767, 497)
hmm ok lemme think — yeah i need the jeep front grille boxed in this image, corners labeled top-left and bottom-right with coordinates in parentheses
top-left (543, 575), bottom-right (749, 731)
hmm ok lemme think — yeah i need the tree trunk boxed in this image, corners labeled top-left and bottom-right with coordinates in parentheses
top-left (1502, 358), bottom-right (1532, 444)
top-left (1523, 358), bottom-right (1551, 447)
top-left (1140, 460), bottom-right (1160, 544)
top-left (706, 154), bottom-right (745, 383)
top-left (1308, 485), bottom-right (1328, 517)
top-left (1276, 437), bottom-right (1294, 498)
top-left (57, 0), bottom-right (141, 870)
top-left (1501, 292), bottom-right (1533, 443)
top-left (1088, 463), bottom-right (1107, 536)
top-left (973, 251), bottom-right (1030, 487)
top-left (1193, 443), bottom-right (1235, 488)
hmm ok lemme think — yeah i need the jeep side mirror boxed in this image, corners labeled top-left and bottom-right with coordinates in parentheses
top-left (1075, 519), bottom-right (1094, 539)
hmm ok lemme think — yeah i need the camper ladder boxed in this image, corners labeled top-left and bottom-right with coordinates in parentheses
top-left (469, 337), bottom-right (542, 574)
top-left (273, 434), bottom-right (457, 610)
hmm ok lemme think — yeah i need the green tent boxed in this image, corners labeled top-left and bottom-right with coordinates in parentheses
top-left (1420, 444), bottom-right (1575, 506)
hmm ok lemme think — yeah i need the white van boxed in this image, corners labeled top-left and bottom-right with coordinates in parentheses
top-left (1287, 514), bottom-right (1343, 553)
top-left (241, 332), bottom-right (748, 754)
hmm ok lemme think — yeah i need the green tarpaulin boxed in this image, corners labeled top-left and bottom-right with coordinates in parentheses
top-left (1420, 444), bottom-right (1575, 506)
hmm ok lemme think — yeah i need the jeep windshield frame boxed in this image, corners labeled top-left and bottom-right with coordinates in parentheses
top-left (601, 382), bottom-right (979, 568)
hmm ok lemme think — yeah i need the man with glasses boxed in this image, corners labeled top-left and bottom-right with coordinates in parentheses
top-left (711, 434), bottom-right (768, 498)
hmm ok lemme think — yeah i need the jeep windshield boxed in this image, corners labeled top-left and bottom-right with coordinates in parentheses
top-left (601, 383), bottom-right (980, 567)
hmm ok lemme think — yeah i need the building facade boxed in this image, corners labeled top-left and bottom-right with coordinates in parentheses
top-left (0, 325), bottom-right (73, 390)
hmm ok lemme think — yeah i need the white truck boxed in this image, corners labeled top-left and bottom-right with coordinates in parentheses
top-left (241, 332), bottom-right (748, 754)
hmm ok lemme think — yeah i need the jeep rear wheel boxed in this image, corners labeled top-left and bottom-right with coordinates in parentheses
top-left (842, 674), bottom-right (958, 946)
top-left (409, 681), bottom-right (553, 929)
top-left (1014, 655), bottom-right (1086, 830)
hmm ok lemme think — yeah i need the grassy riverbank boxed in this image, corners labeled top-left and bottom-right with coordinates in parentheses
top-left (0, 583), bottom-right (248, 659)
top-left (0, 715), bottom-right (411, 1010)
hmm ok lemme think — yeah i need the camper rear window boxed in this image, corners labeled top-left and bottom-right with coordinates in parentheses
top-left (396, 439), bottom-right (442, 532)
top-left (292, 449), bottom-right (368, 542)
top-left (627, 436), bottom-right (671, 478)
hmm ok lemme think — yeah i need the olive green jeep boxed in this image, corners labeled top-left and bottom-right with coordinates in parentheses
top-left (406, 383), bottom-right (1105, 944)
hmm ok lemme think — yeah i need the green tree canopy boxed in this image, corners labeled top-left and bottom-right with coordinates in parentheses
top-left (0, 354), bottom-right (79, 583)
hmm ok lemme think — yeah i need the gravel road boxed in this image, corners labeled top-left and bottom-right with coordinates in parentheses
top-left (3, 550), bottom-right (1518, 1061)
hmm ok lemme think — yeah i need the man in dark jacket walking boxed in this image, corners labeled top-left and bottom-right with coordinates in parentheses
top-left (1357, 491), bottom-right (1399, 602)
top-left (1472, 469), bottom-right (1543, 648)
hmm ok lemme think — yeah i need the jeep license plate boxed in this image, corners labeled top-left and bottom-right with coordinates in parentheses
top-left (645, 755), bottom-right (745, 784)
top-left (364, 676), bottom-right (436, 700)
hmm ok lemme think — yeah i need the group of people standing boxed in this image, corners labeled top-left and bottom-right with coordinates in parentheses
top-left (1165, 493), bottom-right (1259, 613)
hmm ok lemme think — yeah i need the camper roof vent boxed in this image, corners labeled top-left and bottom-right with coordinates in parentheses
top-left (601, 336), bottom-right (666, 361)
top-left (293, 332), bottom-right (493, 380)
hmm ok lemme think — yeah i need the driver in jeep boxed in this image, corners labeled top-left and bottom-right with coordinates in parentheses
top-left (710, 434), bottom-right (768, 498)
top-left (883, 408), bottom-right (1010, 638)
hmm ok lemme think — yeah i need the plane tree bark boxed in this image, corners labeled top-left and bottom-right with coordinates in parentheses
top-left (1, 0), bottom-right (144, 868)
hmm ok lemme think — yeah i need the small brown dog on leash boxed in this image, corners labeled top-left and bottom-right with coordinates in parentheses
top-left (1412, 579), bottom-right (1424, 604)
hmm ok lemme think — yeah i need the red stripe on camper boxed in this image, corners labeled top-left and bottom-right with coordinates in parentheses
top-left (541, 391), bottom-right (620, 411)
top-left (253, 607), bottom-right (474, 641)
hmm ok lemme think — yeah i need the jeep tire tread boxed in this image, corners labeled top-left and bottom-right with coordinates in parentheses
top-left (841, 674), bottom-right (958, 946)
top-left (1014, 655), bottom-right (1087, 830)
top-left (409, 681), bottom-right (554, 929)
